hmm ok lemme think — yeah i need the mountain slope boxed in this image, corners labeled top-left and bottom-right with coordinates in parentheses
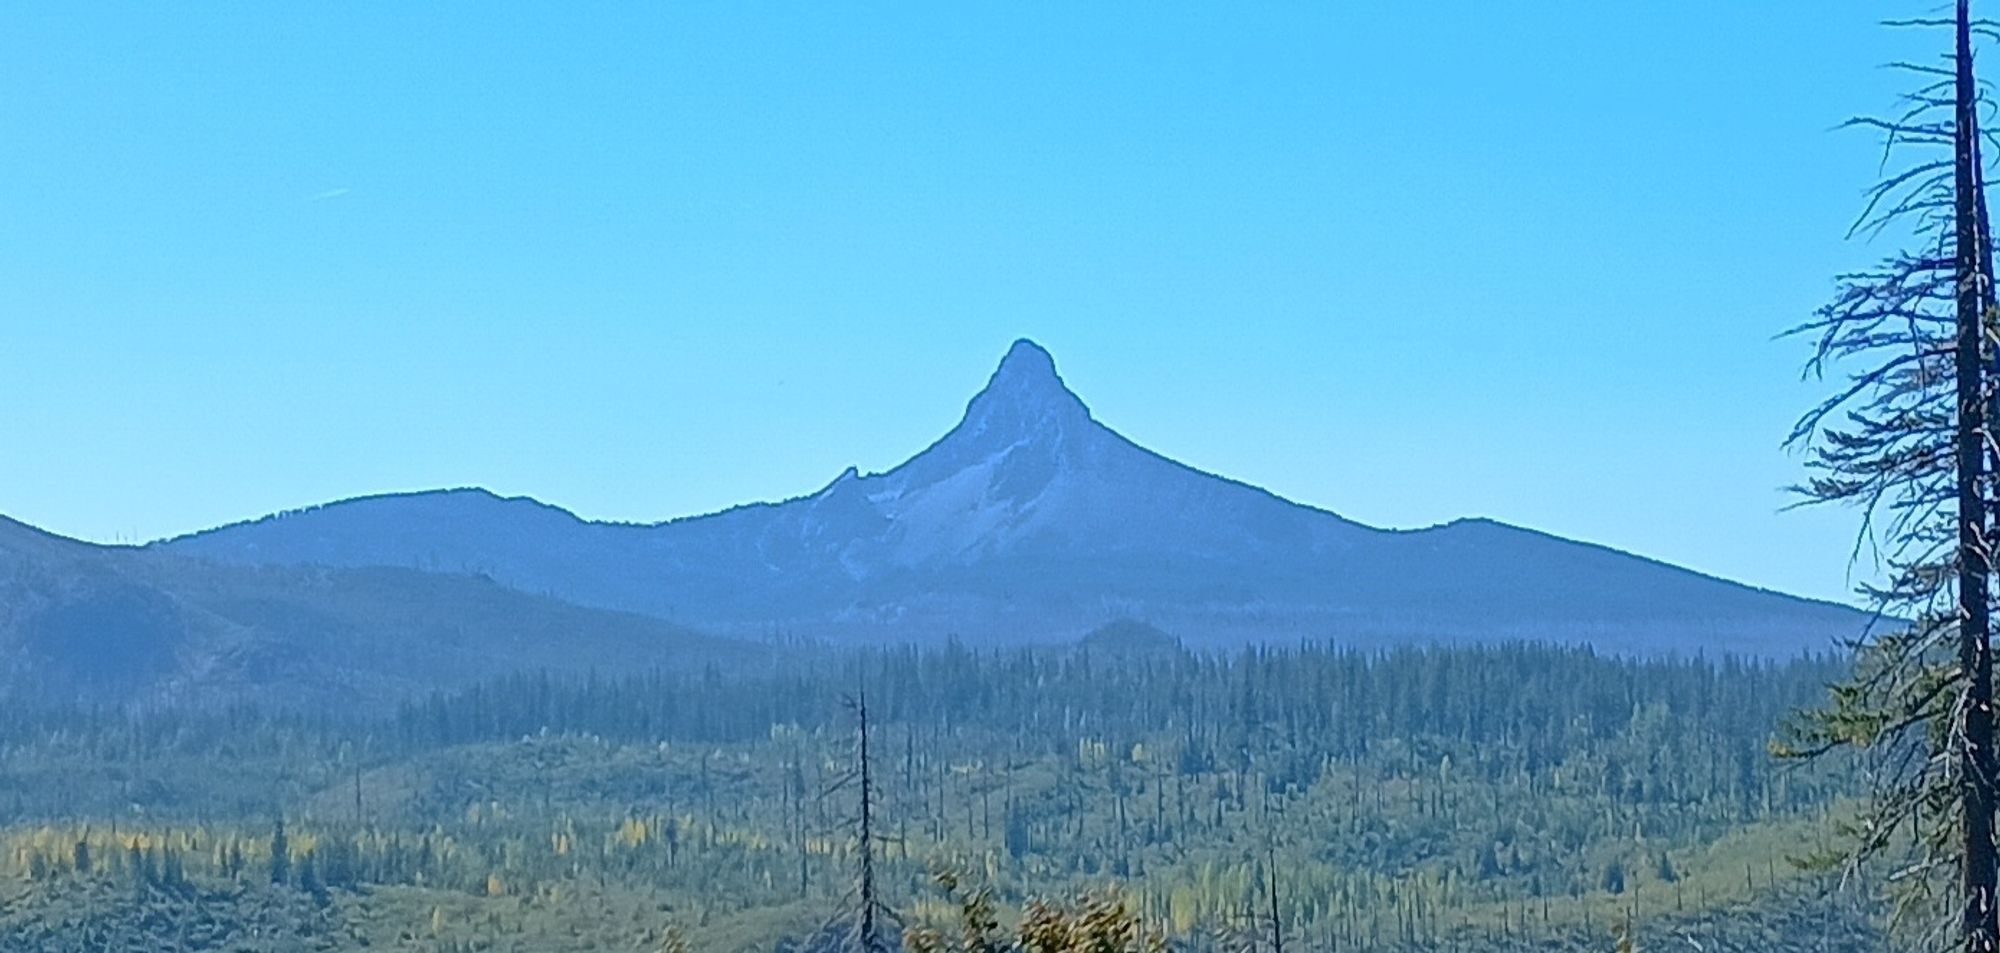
top-left (0, 517), bottom-right (751, 708)
top-left (157, 340), bottom-right (1873, 657)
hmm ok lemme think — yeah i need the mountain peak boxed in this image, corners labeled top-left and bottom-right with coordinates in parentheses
top-left (995, 337), bottom-right (1058, 379)
top-left (959, 339), bottom-right (1091, 437)
top-left (154, 334), bottom-right (1877, 659)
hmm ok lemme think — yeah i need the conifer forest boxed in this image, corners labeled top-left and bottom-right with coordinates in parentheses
top-left (9, 1), bottom-right (2000, 951)
top-left (0, 644), bottom-right (1878, 951)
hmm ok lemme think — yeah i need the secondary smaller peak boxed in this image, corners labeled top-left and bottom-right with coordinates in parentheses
top-left (815, 466), bottom-right (863, 497)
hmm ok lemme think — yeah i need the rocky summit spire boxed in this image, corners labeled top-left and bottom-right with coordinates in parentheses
top-left (955, 339), bottom-right (1092, 441)
top-left (863, 338), bottom-right (1100, 500)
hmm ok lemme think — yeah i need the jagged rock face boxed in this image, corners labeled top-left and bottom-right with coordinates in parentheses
top-left (156, 340), bottom-right (1874, 656)
top-left (771, 340), bottom-right (1364, 576)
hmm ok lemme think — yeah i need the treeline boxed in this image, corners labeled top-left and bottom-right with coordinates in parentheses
top-left (394, 641), bottom-right (1846, 807)
top-left (0, 641), bottom-right (1865, 949)
top-left (0, 640), bottom-right (1842, 769)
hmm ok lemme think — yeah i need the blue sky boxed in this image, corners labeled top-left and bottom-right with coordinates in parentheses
top-left (0, 2), bottom-right (1945, 603)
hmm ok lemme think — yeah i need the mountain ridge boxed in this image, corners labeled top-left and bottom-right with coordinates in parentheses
top-left (159, 489), bottom-right (1866, 621)
top-left (152, 339), bottom-right (1874, 657)
top-left (0, 512), bottom-right (752, 708)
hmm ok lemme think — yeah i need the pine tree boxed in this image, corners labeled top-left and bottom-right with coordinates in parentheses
top-left (269, 818), bottom-right (290, 887)
top-left (298, 849), bottom-right (324, 897)
top-left (1780, 5), bottom-right (2000, 950)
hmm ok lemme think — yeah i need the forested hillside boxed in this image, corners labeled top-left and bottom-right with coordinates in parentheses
top-left (0, 642), bottom-right (1885, 951)
top-left (0, 516), bottom-right (754, 708)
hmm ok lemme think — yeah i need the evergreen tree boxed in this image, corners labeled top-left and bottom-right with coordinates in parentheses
top-left (270, 818), bottom-right (291, 887)
top-left (298, 849), bottom-right (324, 898)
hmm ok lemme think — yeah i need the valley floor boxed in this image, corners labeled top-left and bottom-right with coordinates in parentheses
top-left (0, 642), bottom-right (1895, 951)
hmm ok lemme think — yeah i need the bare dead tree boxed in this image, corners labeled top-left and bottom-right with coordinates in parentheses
top-left (805, 689), bottom-right (901, 953)
top-left (1779, 5), bottom-right (2000, 951)
top-left (1954, 4), bottom-right (2000, 944)
top-left (851, 689), bottom-right (891, 953)
top-left (1264, 848), bottom-right (1285, 953)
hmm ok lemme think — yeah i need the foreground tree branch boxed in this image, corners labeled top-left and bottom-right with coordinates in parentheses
top-left (1782, 5), bottom-right (2000, 951)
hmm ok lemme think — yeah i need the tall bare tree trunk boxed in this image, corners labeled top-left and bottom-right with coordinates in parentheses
top-left (1267, 849), bottom-right (1286, 953)
top-left (1956, 4), bottom-right (1998, 950)
top-left (852, 690), bottom-right (886, 952)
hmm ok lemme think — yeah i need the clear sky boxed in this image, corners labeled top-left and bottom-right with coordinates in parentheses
top-left (0, 3), bottom-right (1945, 604)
